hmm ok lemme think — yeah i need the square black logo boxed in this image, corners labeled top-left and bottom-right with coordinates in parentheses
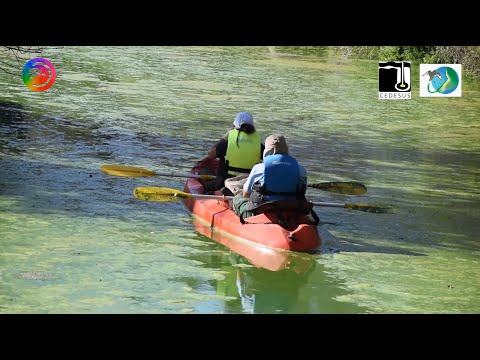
top-left (379, 61), bottom-right (411, 100)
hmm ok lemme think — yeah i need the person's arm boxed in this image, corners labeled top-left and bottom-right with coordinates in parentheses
top-left (242, 164), bottom-right (264, 198)
top-left (206, 147), bottom-right (217, 159)
top-left (206, 138), bottom-right (227, 159)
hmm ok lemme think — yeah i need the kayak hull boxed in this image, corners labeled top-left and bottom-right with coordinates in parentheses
top-left (183, 158), bottom-right (321, 254)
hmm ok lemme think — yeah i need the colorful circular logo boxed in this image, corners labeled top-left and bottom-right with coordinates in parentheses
top-left (427, 66), bottom-right (459, 94)
top-left (22, 58), bottom-right (57, 92)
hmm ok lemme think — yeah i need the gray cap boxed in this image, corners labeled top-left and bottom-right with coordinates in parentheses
top-left (264, 134), bottom-right (288, 158)
top-left (233, 112), bottom-right (254, 128)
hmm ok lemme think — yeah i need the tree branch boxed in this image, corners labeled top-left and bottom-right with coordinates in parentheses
top-left (0, 46), bottom-right (47, 74)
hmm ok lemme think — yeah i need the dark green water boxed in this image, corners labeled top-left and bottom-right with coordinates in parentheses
top-left (0, 46), bottom-right (479, 313)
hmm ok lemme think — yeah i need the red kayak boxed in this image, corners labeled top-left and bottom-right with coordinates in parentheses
top-left (183, 158), bottom-right (321, 256)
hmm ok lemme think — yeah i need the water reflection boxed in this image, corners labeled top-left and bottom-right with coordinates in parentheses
top-left (217, 252), bottom-right (316, 314)
top-left (183, 245), bottom-right (367, 314)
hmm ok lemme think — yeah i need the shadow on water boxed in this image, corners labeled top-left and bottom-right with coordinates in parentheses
top-left (0, 101), bottom-right (212, 224)
top-left (0, 100), bottom-right (227, 170)
top-left (0, 101), bottom-right (28, 156)
top-left (296, 132), bottom-right (480, 253)
top-left (320, 231), bottom-right (427, 256)
top-left (1, 158), bottom-right (136, 218)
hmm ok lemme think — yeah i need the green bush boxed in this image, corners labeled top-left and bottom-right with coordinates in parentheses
top-left (339, 46), bottom-right (480, 78)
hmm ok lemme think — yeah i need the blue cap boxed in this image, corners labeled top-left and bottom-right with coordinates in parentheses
top-left (233, 112), bottom-right (254, 128)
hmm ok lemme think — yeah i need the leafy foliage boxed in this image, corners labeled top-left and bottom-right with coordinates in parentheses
top-left (338, 46), bottom-right (480, 77)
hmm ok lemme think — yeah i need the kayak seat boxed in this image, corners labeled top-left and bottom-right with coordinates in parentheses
top-left (241, 200), bottom-right (320, 228)
top-left (253, 200), bottom-right (313, 215)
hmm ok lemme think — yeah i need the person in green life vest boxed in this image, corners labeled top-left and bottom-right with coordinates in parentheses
top-left (205, 112), bottom-right (265, 193)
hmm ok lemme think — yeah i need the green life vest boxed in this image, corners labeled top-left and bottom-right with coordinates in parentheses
top-left (225, 129), bottom-right (261, 176)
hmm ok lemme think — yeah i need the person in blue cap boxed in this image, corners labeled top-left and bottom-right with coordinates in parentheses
top-left (205, 112), bottom-right (265, 192)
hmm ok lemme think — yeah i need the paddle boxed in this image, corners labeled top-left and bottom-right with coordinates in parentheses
top-left (307, 181), bottom-right (366, 195)
top-left (133, 186), bottom-right (391, 213)
top-left (100, 165), bottom-right (216, 181)
top-left (101, 164), bottom-right (367, 195)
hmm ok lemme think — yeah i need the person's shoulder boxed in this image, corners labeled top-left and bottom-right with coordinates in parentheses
top-left (297, 162), bottom-right (307, 174)
top-left (223, 129), bottom-right (232, 139)
top-left (216, 137), bottom-right (227, 146)
top-left (251, 163), bottom-right (265, 173)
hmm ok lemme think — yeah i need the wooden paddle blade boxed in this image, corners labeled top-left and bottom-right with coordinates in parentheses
top-left (133, 187), bottom-right (191, 202)
top-left (101, 165), bottom-right (156, 177)
top-left (308, 181), bottom-right (367, 195)
top-left (344, 202), bottom-right (393, 213)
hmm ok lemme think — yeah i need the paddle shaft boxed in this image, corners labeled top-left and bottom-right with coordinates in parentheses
top-left (185, 193), bottom-right (353, 208)
top-left (155, 171), bottom-right (215, 180)
top-left (141, 172), bottom-right (364, 193)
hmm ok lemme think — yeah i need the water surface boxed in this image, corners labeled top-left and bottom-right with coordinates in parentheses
top-left (1, 46), bottom-right (479, 313)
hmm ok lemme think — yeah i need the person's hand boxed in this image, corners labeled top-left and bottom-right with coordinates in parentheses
top-left (298, 213), bottom-right (316, 224)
